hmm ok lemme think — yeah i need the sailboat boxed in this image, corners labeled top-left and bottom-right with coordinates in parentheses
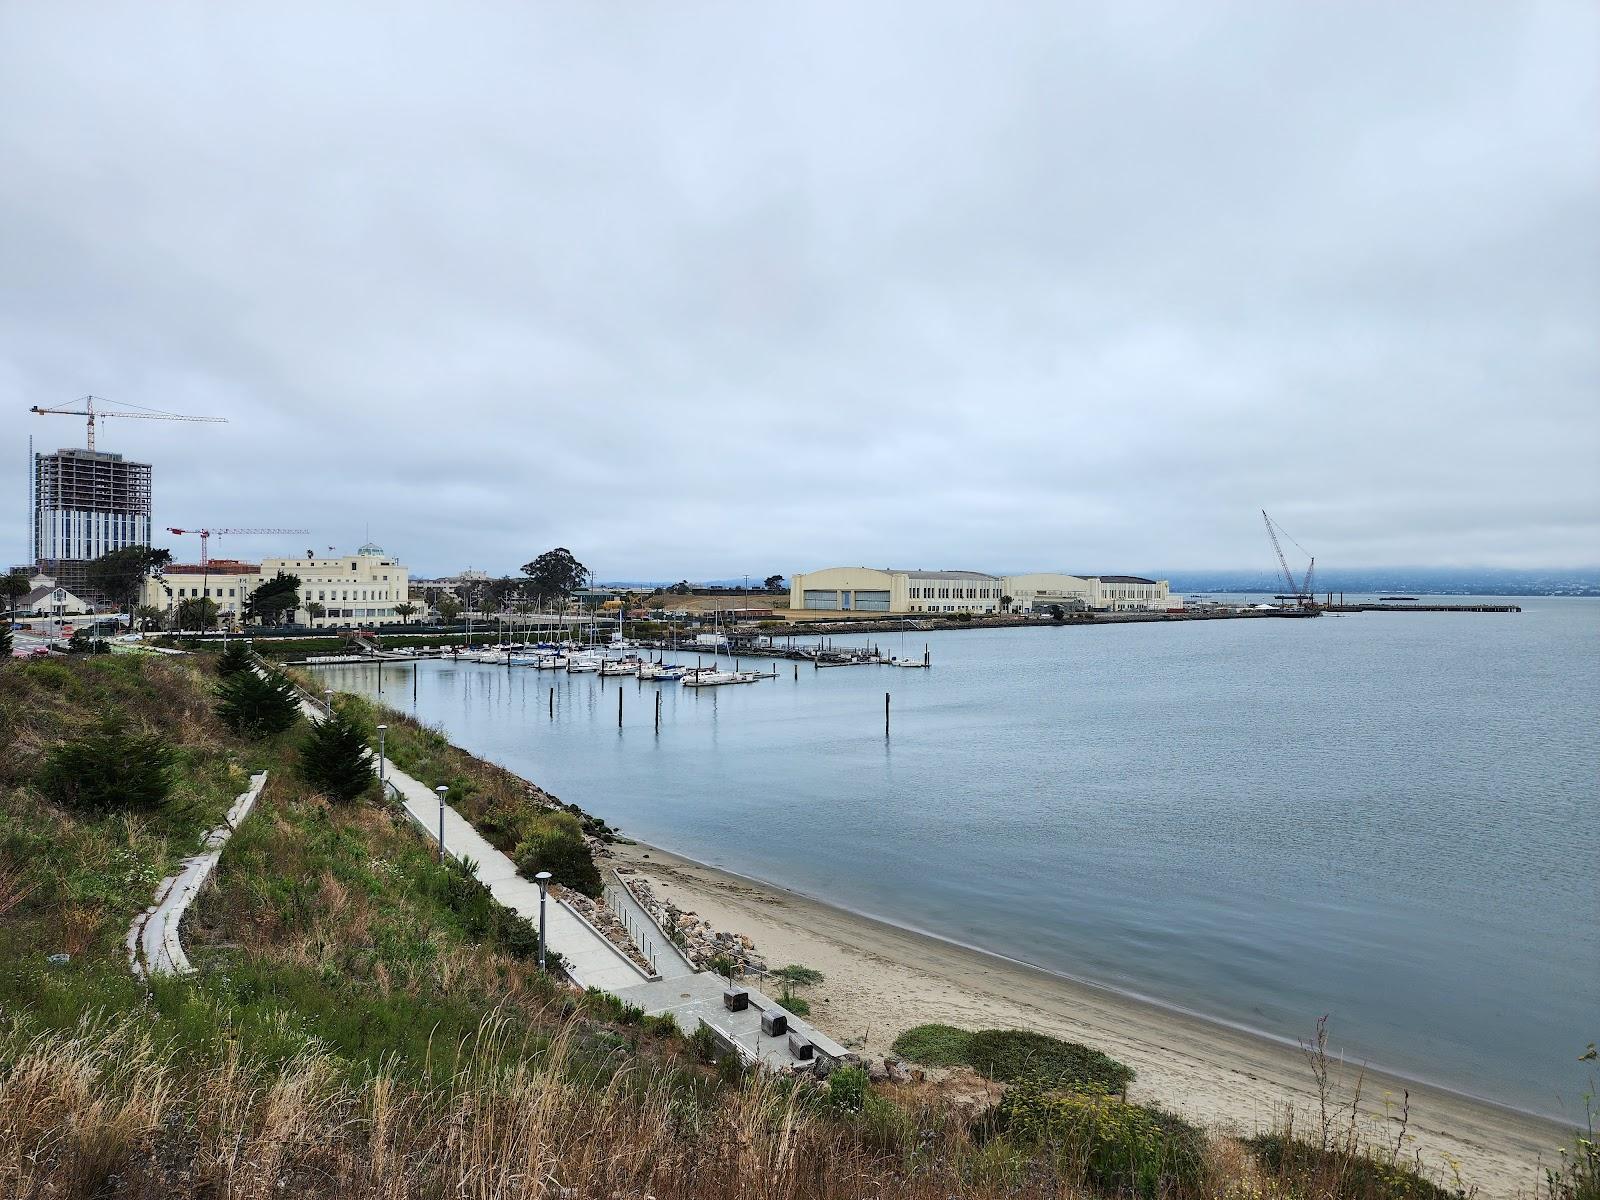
top-left (890, 618), bottom-right (929, 668)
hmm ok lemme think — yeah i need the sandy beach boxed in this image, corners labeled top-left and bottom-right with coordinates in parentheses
top-left (609, 840), bottom-right (1574, 1200)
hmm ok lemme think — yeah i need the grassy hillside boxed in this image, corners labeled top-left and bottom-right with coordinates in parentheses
top-left (1, 653), bottom-right (1590, 1200)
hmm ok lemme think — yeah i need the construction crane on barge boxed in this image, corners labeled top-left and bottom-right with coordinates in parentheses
top-left (30, 395), bottom-right (227, 451)
top-left (1262, 510), bottom-right (1317, 609)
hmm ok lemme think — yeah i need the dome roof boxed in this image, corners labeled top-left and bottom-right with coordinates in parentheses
top-left (357, 542), bottom-right (385, 557)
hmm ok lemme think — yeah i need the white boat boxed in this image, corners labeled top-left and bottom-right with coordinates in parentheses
top-left (566, 654), bottom-right (602, 673)
top-left (637, 661), bottom-right (686, 681)
top-left (535, 653), bottom-right (568, 669)
top-left (682, 669), bottom-right (761, 687)
top-left (599, 658), bottom-right (640, 676)
top-left (890, 656), bottom-right (928, 668)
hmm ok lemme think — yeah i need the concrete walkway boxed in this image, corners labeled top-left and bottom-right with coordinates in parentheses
top-left (128, 772), bottom-right (268, 978)
top-left (300, 671), bottom-right (853, 1071)
top-left (379, 763), bottom-right (651, 992)
top-left (284, 682), bottom-right (651, 991)
top-left (605, 876), bottom-right (697, 979)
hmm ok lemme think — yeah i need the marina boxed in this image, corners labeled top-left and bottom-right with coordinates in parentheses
top-left (306, 597), bottom-right (1599, 1123)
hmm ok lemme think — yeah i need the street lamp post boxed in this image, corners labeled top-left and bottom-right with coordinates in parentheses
top-left (376, 723), bottom-right (387, 791)
top-left (435, 785), bottom-right (448, 862)
top-left (535, 870), bottom-right (553, 969)
top-left (324, 687), bottom-right (333, 716)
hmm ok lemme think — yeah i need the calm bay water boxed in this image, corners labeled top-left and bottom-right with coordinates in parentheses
top-left (315, 598), bottom-right (1598, 1121)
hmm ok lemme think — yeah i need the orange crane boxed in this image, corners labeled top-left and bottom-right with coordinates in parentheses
top-left (167, 527), bottom-right (310, 567)
top-left (30, 394), bottom-right (227, 451)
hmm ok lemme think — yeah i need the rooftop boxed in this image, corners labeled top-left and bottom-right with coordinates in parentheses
top-left (163, 560), bottom-right (261, 576)
top-left (895, 569), bottom-right (1001, 581)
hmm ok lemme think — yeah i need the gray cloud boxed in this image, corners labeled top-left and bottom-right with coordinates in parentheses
top-left (2, 1), bottom-right (1596, 578)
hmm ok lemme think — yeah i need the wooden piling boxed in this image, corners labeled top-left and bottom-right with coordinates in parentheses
top-left (549, 686), bottom-right (554, 717)
top-left (618, 687), bottom-right (623, 728)
top-left (655, 690), bottom-right (661, 732)
top-left (885, 692), bottom-right (890, 738)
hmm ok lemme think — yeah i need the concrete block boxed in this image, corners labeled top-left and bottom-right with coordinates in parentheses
top-left (761, 1009), bottom-right (788, 1037)
top-left (787, 1031), bottom-right (814, 1060)
top-left (722, 987), bottom-right (749, 1012)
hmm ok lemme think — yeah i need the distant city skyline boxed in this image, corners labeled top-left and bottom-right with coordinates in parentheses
top-left (3, 3), bottom-right (1596, 578)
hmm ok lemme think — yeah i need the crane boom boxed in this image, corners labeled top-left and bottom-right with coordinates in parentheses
top-left (167, 526), bottom-right (310, 567)
top-left (30, 395), bottom-right (227, 451)
top-left (1262, 510), bottom-right (1297, 597)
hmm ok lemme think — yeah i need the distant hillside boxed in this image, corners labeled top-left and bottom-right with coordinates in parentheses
top-left (1160, 567), bottom-right (1600, 597)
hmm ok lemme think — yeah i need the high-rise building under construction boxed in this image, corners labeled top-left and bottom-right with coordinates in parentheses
top-left (33, 446), bottom-right (153, 602)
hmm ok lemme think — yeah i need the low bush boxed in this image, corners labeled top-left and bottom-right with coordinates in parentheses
top-left (298, 710), bottom-right (375, 803)
top-left (36, 716), bottom-right (175, 814)
top-left (1249, 1132), bottom-right (1474, 1200)
top-left (890, 1024), bottom-right (1133, 1094)
top-left (512, 810), bottom-right (601, 896)
top-left (967, 1028), bottom-right (1134, 1094)
top-left (1000, 1079), bottom-right (1208, 1200)
top-left (826, 1065), bottom-right (869, 1114)
top-left (891, 1023), bottom-right (974, 1067)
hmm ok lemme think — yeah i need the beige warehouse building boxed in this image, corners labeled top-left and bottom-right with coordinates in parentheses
top-left (788, 567), bottom-right (1172, 614)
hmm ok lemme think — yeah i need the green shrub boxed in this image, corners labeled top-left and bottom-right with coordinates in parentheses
top-left (299, 710), bottom-right (375, 803)
top-left (966, 1028), bottom-right (1134, 1093)
top-left (778, 987), bottom-right (810, 1016)
top-left (216, 641), bottom-right (253, 675)
top-left (217, 669), bottom-right (301, 738)
top-left (36, 715), bottom-right (175, 814)
top-left (0, 621), bottom-right (12, 657)
top-left (690, 1022), bottom-right (718, 1063)
top-left (512, 810), bottom-right (601, 896)
top-left (1249, 1133), bottom-right (1475, 1200)
top-left (1001, 1079), bottom-right (1207, 1200)
top-left (890, 1024), bottom-right (1132, 1095)
top-left (826, 1065), bottom-right (869, 1114)
top-left (891, 1022), bottom-right (974, 1067)
top-left (643, 1013), bottom-right (680, 1039)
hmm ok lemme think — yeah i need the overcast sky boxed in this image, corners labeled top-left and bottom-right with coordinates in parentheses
top-left (2, 2), bottom-right (1595, 579)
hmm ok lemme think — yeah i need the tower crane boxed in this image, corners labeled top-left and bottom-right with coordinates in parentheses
top-left (30, 395), bottom-right (227, 451)
top-left (167, 527), bottom-right (310, 568)
top-left (1262, 510), bottom-right (1317, 609)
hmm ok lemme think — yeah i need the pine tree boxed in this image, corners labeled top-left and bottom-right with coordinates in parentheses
top-left (299, 710), bottom-right (375, 803)
top-left (39, 715), bottom-right (175, 813)
top-left (0, 619), bottom-right (12, 659)
top-left (217, 640), bottom-right (252, 675)
top-left (217, 670), bottom-right (301, 738)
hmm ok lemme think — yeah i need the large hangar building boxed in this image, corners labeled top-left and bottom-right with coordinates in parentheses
top-left (788, 568), bottom-right (1172, 615)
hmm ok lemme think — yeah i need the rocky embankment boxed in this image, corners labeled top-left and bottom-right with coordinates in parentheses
top-left (615, 869), bottom-right (768, 976)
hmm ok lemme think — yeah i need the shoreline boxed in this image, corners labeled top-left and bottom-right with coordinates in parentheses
top-left (608, 838), bottom-right (1573, 1200)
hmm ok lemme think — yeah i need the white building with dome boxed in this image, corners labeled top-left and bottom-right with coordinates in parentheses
top-left (259, 543), bottom-right (411, 627)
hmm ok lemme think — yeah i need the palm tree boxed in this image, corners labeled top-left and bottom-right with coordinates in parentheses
top-left (1000, 594), bottom-right (1013, 614)
top-left (395, 601), bottom-right (416, 624)
top-left (305, 601), bottom-right (327, 624)
top-left (133, 604), bottom-right (165, 632)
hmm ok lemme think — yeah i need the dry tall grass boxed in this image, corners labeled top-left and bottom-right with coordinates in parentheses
top-left (0, 1009), bottom-right (1055, 1200)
